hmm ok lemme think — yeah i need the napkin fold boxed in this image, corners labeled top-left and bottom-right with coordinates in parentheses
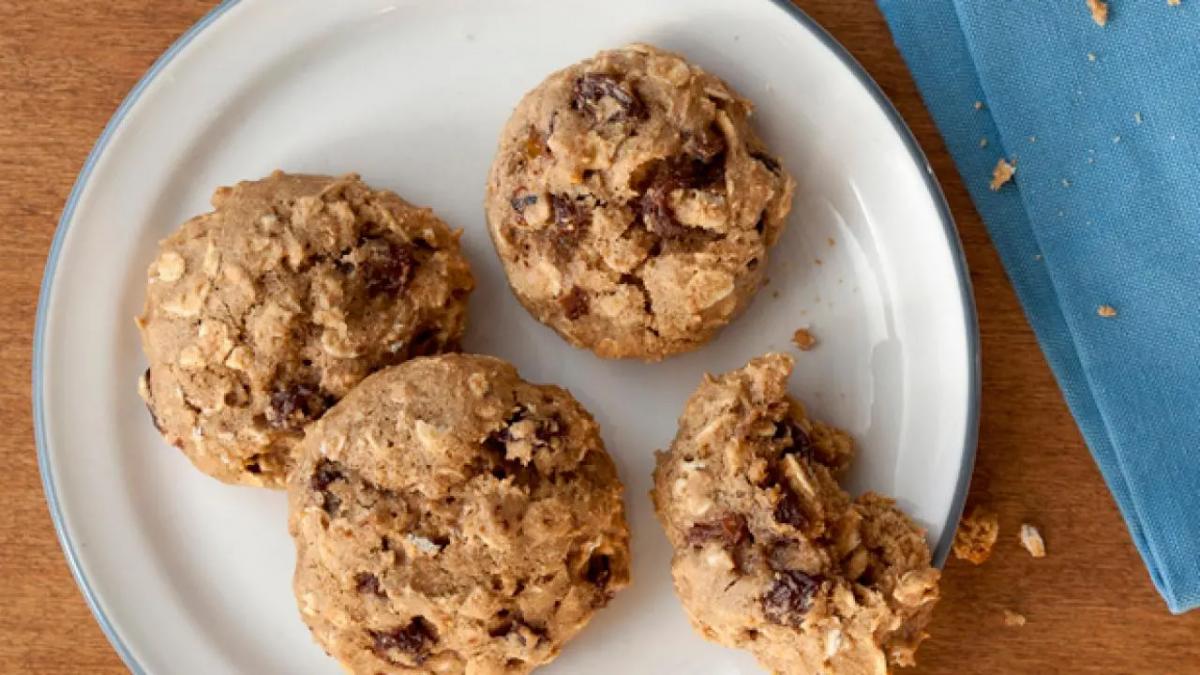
top-left (875, 0), bottom-right (1200, 612)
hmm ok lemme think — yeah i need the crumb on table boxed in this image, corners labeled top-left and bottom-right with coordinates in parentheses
top-left (791, 328), bottom-right (817, 351)
top-left (974, 100), bottom-right (984, 110)
top-left (1087, 0), bottom-right (1109, 26)
top-left (1097, 304), bottom-right (1118, 318)
top-left (1019, 523), bottom-right (1047, 558)
top-left (990, 158), bottom-right (1016, 191)
top-left (1169, 0), bottom-right (1180, 6)
top-left (1003, 609), bottom-right (1027, 627)
top-left (953, 506), bottom-right (1000, 565)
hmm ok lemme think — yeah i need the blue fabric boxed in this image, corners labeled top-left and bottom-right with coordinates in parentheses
top-left (875, 0), bottom-right (1200, 612)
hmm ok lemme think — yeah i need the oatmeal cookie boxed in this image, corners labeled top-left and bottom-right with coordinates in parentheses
top-left (137, 172), bottom-right (474, 487)
top-left (288, 354), bottom-right (630, 674)
top-left (652, 353), bottom-right (939, 674)
top-left (485, 44), bottom-right (795, 360)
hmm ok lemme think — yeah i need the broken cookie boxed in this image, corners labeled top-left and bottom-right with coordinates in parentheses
top-left (652, 353), bottom-right (940, 673)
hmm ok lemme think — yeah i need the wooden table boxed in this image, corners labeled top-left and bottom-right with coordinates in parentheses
top-left (2, 2), bottom-right (1197, 673)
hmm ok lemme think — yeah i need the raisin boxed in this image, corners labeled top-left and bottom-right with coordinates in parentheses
top-left (267, 384), bottom-right (328, 430)
top-left (560, 286), bottom-right (589, 320)
top-left (549, 194), bottom-right (588, 258)
top-left (355, 572), bottom-right (386, 597)
top-left (572, 73), bottom-right (646, 122)
top-left (761, 570), bottom-right (822, 627)
top-left (510, 193), bottom-right (539, 213)
top-left (785, 424), bottom-right (815, 462)
top-left (358, 238), bottom-right (415, 296)
top-left (369, 617), bottom-right (438, 665)
top-left (640, 179), bottom-right (688, 239)
top-left (750, 149), bottom-right (782, 175)
top-left (637, 152), bottom-right (726, 240)
top-left (310, 459), bottom-right (345, 516)
top-left (687, 513), bottom-right (749, 547)
top-left (773, 490), bottom-right (807, 530)
top-left (585, 553), bottom-right (612, 590)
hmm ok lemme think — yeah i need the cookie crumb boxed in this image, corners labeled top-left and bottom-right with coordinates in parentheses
top-left (953, 507), bottom-right (1000, 565)
top-left (791, 328), bottom-right (817, 351)
top-left (980, 137), bottom-right (989, 148)
top-left (1019, 523), bottom-right (1047, 558)
top-left (826, 237), bottom-right (836, 247)
top-left (1134, 111), bottom-right (1144, 125)
top-left (1097, 304), bottom-right (1118, 318)
top-left (1087, 52), bottom-right (1097, 62)
top-left (990, 158), bottom-right (1016, 191)
top-left (1003, 609), bottom-right (1027, 627)
top-left (1087, 0), bottom-right (1108, 26)
top-left (973, 100), bottom-right (984, 110)
top-left (1169, 0), bottom-right (1180, 6)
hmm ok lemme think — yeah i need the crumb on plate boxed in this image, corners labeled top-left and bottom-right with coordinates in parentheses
top-left (1019, 523), bottom-right (1047, 558)
top-left (1087, 0), bottom-right (1108, 26)
top-left (1003, 609), bottom-right (1027, 627)
top-left (953, 507), bottom-right (1000, 565)
top-left (792, 328), bottom-right (817, 351)
top-left (1098, 304), bottom-right (1118, 318)
top-left (990, 158), bottom-right (1016, 191)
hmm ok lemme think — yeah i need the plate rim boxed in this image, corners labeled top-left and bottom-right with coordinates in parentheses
top-left (32, 1), bottom-right (980, 671)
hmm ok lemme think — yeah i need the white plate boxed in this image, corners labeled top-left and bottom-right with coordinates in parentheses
top-left (35, 0), bottom-right (978, 672)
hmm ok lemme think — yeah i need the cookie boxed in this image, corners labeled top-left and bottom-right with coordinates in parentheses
top-left (288, 354), bottom-right (631, 674)
top-left (652, 354), bottom-right (940, 673)
top-left (485, 43), bottom-right (795, 361)
top-left (136, 172), bottom-right (474, 488)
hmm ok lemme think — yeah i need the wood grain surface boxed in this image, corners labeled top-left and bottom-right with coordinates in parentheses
top-left (2, 1), bottom-right (1197, 673)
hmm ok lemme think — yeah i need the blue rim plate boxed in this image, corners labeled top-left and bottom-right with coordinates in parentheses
top-left (34, 1), bottom-right (979, 671)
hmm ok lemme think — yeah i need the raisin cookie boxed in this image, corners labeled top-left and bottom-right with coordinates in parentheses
top-left (136, 172), bottom-right (474, 488)
top-left (288, 354), bottom-right (631, 674)
top-left (485, 43), bottom-right (795, 361)
top-left (652, 354), bottom-right (940, 674)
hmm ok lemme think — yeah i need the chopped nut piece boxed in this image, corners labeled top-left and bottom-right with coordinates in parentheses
top-left (953, 506), bottom-right (1000, 565)
top-left (1097, 304), bottom-right (1118, 318)
top-left (792, 328), bottom-right (817, 351)
top-left (1019, 523), bottom-right (1047, 558)
top-left (990, 158), bottom-right (1016, 191)
top-left (1087, 0), bottom-right (1108, 26)
top-left (1003, 609), bottom-right (1027, 627)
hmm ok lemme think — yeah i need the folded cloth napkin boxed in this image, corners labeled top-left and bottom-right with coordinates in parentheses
top-left (875, 0), bottom-right (1200, 612)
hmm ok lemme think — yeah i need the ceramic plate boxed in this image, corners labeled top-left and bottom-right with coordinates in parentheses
top-left (34, 0), bottom-right (979, 672)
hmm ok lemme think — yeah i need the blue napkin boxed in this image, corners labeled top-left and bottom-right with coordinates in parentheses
top-left (875, 0), bottom-right (1200, 612)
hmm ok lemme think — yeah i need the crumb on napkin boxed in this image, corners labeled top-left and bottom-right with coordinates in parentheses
top-left (1019, 523), bottom-right (1047, 558)
top-left (1097, 304), bottom-right (1118, 318)
top-left (1087, 0), bottom-right (1108, 26)
top-left (792, 328), bottom-right (817, 351)
top-left (953, 507), bottom-right (1000, 564)
top-left (990, 158), bottom-right (1016, 191)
